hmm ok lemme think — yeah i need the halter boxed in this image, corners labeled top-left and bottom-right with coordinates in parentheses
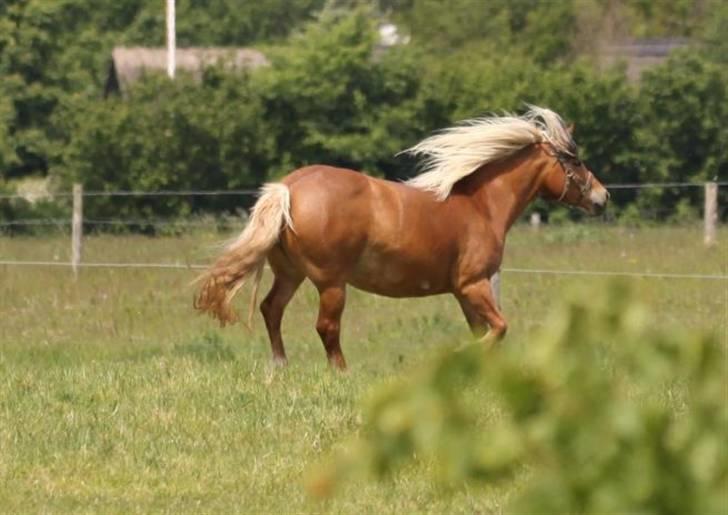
top-left (551, 149), bottom-right (593, 204)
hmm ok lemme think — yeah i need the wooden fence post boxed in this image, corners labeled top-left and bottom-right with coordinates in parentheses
top-left (704, 181), bottom-right (717, 247)
top-left (491, 271), bottom-right (501, 310)
top-left (71, 183), bottom-right (83, 278)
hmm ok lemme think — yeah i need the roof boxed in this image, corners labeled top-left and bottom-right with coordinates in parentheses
top-left (105, 47), bottom-right (269, 96)
top-left (600, 38), bottom-right (690, 82)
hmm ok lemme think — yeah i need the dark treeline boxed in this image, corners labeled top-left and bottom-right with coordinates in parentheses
top-left (0, 0), bottom-right (726, 225)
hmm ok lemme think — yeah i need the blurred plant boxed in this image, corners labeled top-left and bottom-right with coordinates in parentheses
top-left (309, 280), bottom-right (727, 515)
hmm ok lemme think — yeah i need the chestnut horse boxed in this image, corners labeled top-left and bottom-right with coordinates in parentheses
top-left (194, 106), bottom-right (609, 369)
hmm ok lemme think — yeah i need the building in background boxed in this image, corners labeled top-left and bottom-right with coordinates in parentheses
top-left (104, 47), bottom-right (269, 97)
top-left (600, 38), bottom-right (689, 82)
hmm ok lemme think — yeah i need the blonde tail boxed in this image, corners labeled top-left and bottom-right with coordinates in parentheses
top-left (194, 183), bottom-right (293, 326)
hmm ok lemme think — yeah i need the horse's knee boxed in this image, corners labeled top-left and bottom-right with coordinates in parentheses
top-left (316, 318), bottom-right (346, 369)
top-left (316, 318), bottom-right (339, 342)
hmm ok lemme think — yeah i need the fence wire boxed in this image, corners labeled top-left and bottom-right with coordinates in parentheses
top-left (0, 260), bottom-right (725, 281)
top-left (0, 260), bottom-right (205, 270)
top-left (2, 210), bottom-right (724, 229)
top-left (0, 182), bottom-right (726, 201)
top-left (1, 183), bottom-right (723, 281)
top-left (0, 189), bottom-right (258, 200)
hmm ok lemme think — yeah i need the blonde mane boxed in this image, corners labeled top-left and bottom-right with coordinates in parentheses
top-left (402, 105), bottom-right (577, 200)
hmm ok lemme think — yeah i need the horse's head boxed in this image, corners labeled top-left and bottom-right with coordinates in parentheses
top-left (539, 142), bottom-right (609, 215)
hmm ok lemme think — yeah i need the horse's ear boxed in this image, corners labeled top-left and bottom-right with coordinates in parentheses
top-left (566, 123), bottom-right (575, 134)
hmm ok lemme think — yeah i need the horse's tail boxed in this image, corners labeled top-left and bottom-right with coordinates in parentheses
top-left (194, 183), bottom-right (293, 327)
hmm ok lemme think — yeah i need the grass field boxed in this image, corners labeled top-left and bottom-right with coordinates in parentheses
top-left (0, 224), bottom-right (725, 513)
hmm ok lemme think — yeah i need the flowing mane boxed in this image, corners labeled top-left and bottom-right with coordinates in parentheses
top-left (402, 105), bottom-right (577, 200)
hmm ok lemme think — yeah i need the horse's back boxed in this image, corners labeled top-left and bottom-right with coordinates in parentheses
top-left (281, 164), bottom-right (436, 245)
top-left (282, 165), bottom-right (370, 195)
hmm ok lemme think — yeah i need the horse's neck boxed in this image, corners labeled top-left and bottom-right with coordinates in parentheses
top-left (468, 148), bottom-right (549, 236)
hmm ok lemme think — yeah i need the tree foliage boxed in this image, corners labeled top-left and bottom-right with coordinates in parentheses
top-left (386, 0), bottom-right (576, 64)
top-left (55, 71), bottom-right (275, 221)
top-left (0, 0), bottom-right (324, 180)
top-left (0, 1), bottom-right (725, 222)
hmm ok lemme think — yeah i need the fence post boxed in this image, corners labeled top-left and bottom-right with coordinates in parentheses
top-left (491, 271), bottom-right (501, 309)
top-left (530, 212), bottom-right (541, 229)
top-left (71, 183), bottom-right (83, 278)
top-left (704, 181), bottom-right (717, 247)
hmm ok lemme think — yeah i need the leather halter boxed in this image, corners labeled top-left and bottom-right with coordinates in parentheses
top-left (549, 148), bottom-right (593, 204)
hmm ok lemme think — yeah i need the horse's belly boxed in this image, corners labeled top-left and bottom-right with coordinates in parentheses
top-left (347, 249), bottom-right (450, 297)
top-left (348, 276), bottom-right (448, 297)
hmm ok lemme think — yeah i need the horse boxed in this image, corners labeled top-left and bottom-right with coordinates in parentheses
top-left (194, 106), bottom-right (609, 370)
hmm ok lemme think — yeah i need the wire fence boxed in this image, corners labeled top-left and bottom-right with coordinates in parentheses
top-left (2, 211), bottom-right (726, 229)
top-left (0, 188), bottom-right (258, 200)
top-left (0, 181), bottom-right (724, 282)
top-left (2, 182), bottom-right (727, 201)
top-left (0, 259), bottom-right (725, 281)
top-left (0, 260), bottom-right (205, 270)
top-left (600, 181), bottom-right (728, 189)
top-left (1, 182), bottom-right (725, 229)
top-left (0, 218), bottom-right (246, 228)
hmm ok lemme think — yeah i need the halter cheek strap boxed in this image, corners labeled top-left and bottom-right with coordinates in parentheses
top-left (553, 153), bottom-right (593, 204)
top-left (557, 169), bottom-right (570, 202)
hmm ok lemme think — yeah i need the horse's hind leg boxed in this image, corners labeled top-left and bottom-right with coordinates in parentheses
top-left (260, 272), bottom-right (303, 366)
top-left (315, 284), bottom-right (347, 370)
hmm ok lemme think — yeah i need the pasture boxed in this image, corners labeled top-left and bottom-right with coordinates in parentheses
top-left (0, 224), bottom-right (725, 513)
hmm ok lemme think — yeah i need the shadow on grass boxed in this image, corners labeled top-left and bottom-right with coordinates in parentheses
top-left (0, 331), bottom-right (239, 368)
top-left (171, 331), bottom-right (238, 362)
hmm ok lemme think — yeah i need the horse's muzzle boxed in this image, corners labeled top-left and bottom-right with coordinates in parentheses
top-left (589, 188), bottom-right (609, 215)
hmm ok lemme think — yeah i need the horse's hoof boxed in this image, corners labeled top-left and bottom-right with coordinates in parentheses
top-left (272, 356), bottom-right (288, 368)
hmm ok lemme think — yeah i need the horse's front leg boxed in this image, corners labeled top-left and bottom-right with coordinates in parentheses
top-left (455, 278), bottom-right (508, 347)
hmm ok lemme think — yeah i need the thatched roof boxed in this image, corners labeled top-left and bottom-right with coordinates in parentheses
top-left (105, 47), bottom-right (269, 96)
top-left (600, 38), bottom-right (689, 82)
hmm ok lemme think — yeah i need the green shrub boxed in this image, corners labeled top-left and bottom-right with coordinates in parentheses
top-left (56, 72), bottom-right (274, 221)
top-left (311, 281), bottom-right (727, 514)
top-left (0, 180), bottom-right (69, 235)
top-left (2, 4), bottom-right (725, 223)
top-left (259, 9), bottom-right (425, 179)
top-left (633, 51), bottom-right (728, 213)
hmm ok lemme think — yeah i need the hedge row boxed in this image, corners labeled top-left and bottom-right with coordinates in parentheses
top-left (4, 13), bottom-right (727, 224)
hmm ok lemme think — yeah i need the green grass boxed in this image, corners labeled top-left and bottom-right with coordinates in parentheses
top-left (0, 225), bottom-right (725, 513)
